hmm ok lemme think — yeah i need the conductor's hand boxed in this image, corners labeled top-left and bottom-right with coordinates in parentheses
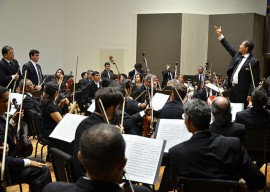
top-left (214, 26), bottom-right (222, 37)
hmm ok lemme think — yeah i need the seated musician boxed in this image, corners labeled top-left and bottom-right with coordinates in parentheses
top-left (158, 83), bottom-right (186, 119)
top-left (210, 97), bottom-right (245, 142)
top-left (128, 63), bottom-right (145, 83)
top-left (131, 73), bottom-right (156, 104)
top-left (196, 78), bottom-right (218, 102)
top-left (73, 87), bottom-right (123, 180)
top-left (44, 123), bottom-right (151, 192)
top-left (41, 81), bottom-right (76, 160)
top-left (0, 86), bottom-right (51, 192)
top-left (159, 99), bottom-right (265, 191)
top-left (101, 62), bottom-right (114, 80)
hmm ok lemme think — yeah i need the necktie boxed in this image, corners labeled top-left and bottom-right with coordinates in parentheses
top-left (9, 61), bottom-right (16, 73)
top-left (37, 65), bottom-right (43, 85)
top-left (199, 74), bottom-right (202, 82)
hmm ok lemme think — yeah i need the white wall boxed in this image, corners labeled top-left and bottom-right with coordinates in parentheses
top-left (0, 0), bottom-right (267, 77)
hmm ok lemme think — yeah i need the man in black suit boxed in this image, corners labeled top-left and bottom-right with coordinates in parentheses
top-left (0, 46), bottom-right (22, 91)
top-left (44, 123), bottom-right (151, 192)
top-left (159, 83), bottom-right (186, 119)
top-left (78, 72), bottom-right (88, 91)
top-left (210, 96), bottom-right (245, 142)
top-left (22, 49), bottom-right (43, 91)
top-left (196, 65), bottom-right (208, 90)
top-left (81, 71), bottom-right (101, 105)
top-left (214, 26), bottom-right (260, 107)
top-left (128, 63), bottom-right (145, 83)
top-left (0, 86), bottom-right (51, 192)
top-left (161, 64), bottom-right (175, 88)
top-left (101, 62), bottom-right (114, 80)
top-left (196, 79), bottom-right (218, 102)
top-left (159, 99), bottom-right (265, 192)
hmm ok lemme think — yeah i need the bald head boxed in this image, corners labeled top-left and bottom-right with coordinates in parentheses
top-left (213, 97), bottom-right (230, 112)
top-left (211, 97), bottom-right (232, 125)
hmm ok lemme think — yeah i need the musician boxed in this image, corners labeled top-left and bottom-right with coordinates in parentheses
top-left (119, 73), bottom-right (127, 81)
top-left (51, 68), bottom-right (65, 92)
top-left (73, 87), bottom-right (123, 180)
top-left (196, 79), bottom-right (217, 102)
top-left (196, 66), bottom-right (208, 90)
top-left (161, 64), bottom-right (175, 88)
top-left (81, 71), bottom-right (101, 106)
top-left (22, 49), bottom-right (43, 91)
top-left (177, 75), bottom-right (185, 85)
top-left (0, 46), bottom-right (22, 91)
top-left (0, 86), bottom-right (52, 192)
top-left (131, 74), bottom-right (156, 104)
top-left (158, 83), bottom-right (186, 119)
top-left (19, 79), bottom-right (42, 136)
top-left (101, 62), bottom-right (114, 80)
top-left (134, 73), bottom-right (143, 87)
top-left (41, 81), bottom-right (76, 160)
top-left (214, 26), bottom-right (260, 107)
top-left (159, 99), bottom-right (265, 191)
top-left (78, 72), bottom-right (88, 91)
top-left (210, 97), bottom-right (245, 142)
top-left (44, 124), bottom-right (151, 192)
top-left (128, 63), bottom-right (145, 83)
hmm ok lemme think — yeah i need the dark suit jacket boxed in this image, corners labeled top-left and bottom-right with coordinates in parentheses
top-left (132, 84), bottom-right (155, 104)
top-left (158, 100), bottom-right (184, 119)
top-left (159, 131), bottom-right (265, 191)
top-left (43, 177), bottom-right (122, 192)
top-left (128, 69), bottom-right (145, 80)
top-left (197, 88), bottom-right (218, 102)
top-left (23, 93), bottom-right (42, 128)
top-left (0, 58), bottom-right (22, 89)
top-left (22, 61), bottom-right (43, 86)
top-left (210, 121), bottom-right (245, 142)
top-left (161, 70), bottom-right (175, 88)
top-left (101, 69), bottom-right (114, 79)
top-left (235, 108), bottom-right (270, 128)
top-left (82, 81), bottom-right (101, 104)
top-left (220, 38), bottom-right (260, 102)
top-left (78, 78), bottom-right (90, 91)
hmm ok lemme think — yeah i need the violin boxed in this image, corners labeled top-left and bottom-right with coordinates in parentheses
top-left (65, 77), bottom-right (74, 92)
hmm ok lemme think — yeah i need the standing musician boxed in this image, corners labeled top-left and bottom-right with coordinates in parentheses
top-left (22, 49), bottom-right (43, 91)
top-left (0, 46), bottom-right (22, 91)
top-left (101, 62), bottom-right (114, 80)
top-left (0, 86), bottom-right (52, 191)
top-left (128, 63), bottom-right (145, 83)
top-left (214, 26), bottom-right (260, 107)
top-left (161, 64), bottom-right (175, 88)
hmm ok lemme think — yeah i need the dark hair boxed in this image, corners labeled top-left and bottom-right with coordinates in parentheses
top-left (184, 99), bottom-right (211, 130)
top-left (101, 78), bottom-right (113, 87)
top-left (55, 68), bottom-right (64, 76)
top-left (0, 86), bottom-right (8, 99)
top-left (251, 87), bottom-right (268, 109)
top-left (135, 73), bottom-right (143, 83)
top-left (92, 71), bottom-right (100, 76)
top-left (94, 87), bottom-right (123, 113)
top-left (104, 62), bottom-right (110, 67)
top-left (41, 81), bottom-right (58, 105)
top-left (110, 82), bottom-right (126, 97)
top-left (134, 63), bottom-right (142, 69)
top-left (120, 73), bottom-right (127, 79)
top-left (29, 49), bottom-right (39, 58)
top-left (79, 123), bottom-right (125, 179)
top-left (244, 39), bottom-right (254, 53)
top-left (81, 72), bottom-right (87, 78)
top-left (2, 46), bottom-right (13, 56)
top-left (211, 97), bottom-right (232, 127)
top-left (173, 83), bottom-right (187, 102)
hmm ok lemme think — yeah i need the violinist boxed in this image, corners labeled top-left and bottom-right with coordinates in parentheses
top-left (128, 63), bottom-right (145, 83)
top-left (196, 79), bottom-right (218, 102)
top-left (51, 68), bottom-right (65, 92)
top-left (158, 83), bottom-right (187, 119)
top-left (0, 86), bottom-right (51, 192)
top-left (73, 87), bottom-right (123, 180)
top-left (101, 62), bottom-right (114, 80)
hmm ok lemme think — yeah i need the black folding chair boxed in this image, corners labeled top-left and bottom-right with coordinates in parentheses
top-left (176, 177), bottom-right (240, 192)
top-left (50, 148), bottom-right (76, 183)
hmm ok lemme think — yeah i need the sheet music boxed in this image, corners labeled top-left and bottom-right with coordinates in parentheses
top-left (49, 114), bottom-right (87, 143)
top-left (155, 119), bottom-right (192, 153)
top-left (230, 103), bottom-right (244, 121)
top-left (123, 134), bottom-right (165, 184)
top-left (205, 83), bottom-right (224, 93)
top-left (152, 93), bottom-right (170, 111)
top-left (87, 100), bottom-right (95, 112)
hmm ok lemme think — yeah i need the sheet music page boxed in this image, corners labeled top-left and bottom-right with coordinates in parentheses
top-left (152, 93), bottom-right (170, 111)
top-left (205, 83), bottom-right (224, 93)
top-left (230, 103), bottom-right (244, 121)
top-left (49, 114), bottom-right (87, 143)
top-left (87, 100), bottom-right (95, 112)
top-left (123, 134), bottom-right (165, 184)
top-left (155, 119), bottom-right (192, 153)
